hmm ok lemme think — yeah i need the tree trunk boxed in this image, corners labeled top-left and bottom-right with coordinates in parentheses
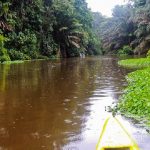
top-left (60, 44), bottom-right (67, 58)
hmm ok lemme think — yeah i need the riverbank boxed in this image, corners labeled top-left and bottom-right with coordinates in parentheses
top-left (0, 57), bottom-right (59, 65)
top-left (0, 60), bottom-right (24, 64)
top-left (117, 57), bottom-right (150, 127)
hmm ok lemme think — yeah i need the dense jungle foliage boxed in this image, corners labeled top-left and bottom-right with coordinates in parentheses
top-left (93, 0), bottom-right (150, 55)
top-left (2, 0), bottom-right (150, 63)
top-left (0, 0), bottom-right (101, 62)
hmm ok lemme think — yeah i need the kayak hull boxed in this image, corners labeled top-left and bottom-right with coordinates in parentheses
top-left (96, 117), bottom-right (139, 150)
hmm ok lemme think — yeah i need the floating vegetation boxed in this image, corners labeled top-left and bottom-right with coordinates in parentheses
top-left (117, 58), bottom-right (150, 127)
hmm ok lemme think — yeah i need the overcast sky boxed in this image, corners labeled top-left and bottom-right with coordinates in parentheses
top-left (86, 0), bottom-right (126, 17)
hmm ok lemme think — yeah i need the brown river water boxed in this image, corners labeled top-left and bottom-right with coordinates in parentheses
top-left (0, 56), bottom-right (150, 150)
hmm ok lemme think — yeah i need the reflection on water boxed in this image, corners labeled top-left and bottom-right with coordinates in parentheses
top-left (0, 64), bottom-right (10, 92)
top-left (0, 57), bottom-right (149, 150)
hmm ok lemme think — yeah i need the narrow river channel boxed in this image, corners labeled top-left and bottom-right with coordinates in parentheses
top-left (0, 56), bottom-right (150, 150)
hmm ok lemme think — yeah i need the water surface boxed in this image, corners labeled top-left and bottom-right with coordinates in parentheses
top-left (0, 56), bottom-right (149, 150)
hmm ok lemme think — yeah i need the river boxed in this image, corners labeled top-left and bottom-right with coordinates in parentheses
top-left (0, 56), bottom-right (150, 150)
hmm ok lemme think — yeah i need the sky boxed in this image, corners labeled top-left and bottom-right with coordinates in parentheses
top-left (86, 0), bottom-right (126, 17)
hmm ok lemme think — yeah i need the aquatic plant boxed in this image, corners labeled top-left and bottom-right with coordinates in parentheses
top-left (118, 68), bottom-right (150, 124)
top-left (117, 58), bottom-right (150, 126)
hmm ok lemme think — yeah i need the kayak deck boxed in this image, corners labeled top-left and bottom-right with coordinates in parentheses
top-left (104, 148), bottom-right (130, 150)
top-left (96, 117), bottom-right (139, 150)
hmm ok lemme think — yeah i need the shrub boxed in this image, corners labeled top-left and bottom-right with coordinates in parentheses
top-left (7, 30), bottom-right (38, 55)
top-left (117, 45), bottom-right (133, 55)
top-left (8, 50), bottom-right (31, 60)
top-left (26, 50), bottom-right (39, 59)
top-left (0, 34), bottom-right (10, 63)
top-left (147, 50), bottom-right (150, 58)
top-left (0, 55), bottom-right (11, 62)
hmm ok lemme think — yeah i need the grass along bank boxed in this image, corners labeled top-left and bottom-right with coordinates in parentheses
top-left (117, 58), bottom-right (150, 127)
top-left (118, 58), bottom-right (150, 68)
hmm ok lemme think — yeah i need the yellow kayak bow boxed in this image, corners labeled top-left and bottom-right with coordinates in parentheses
top-left (97, 117), bottom-right (139, 150)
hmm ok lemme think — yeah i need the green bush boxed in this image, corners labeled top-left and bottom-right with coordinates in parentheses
top-left (0, 48), bottom-right (11, 62)
top-left (8, 50), bottom-right (31, 60)
top-left (86, 34), bottom-right (103, 55)
top-left (0, 55), bottom-right (11, 62)
top-left (147, 50), bottom-right (150, 58)
top-left (0, 34), bottom-right (10, 63)
top-left (117, 45), bottom-right (133, 55)
top-left (68, 47), bottom-right (81, 57)
top-left (26, 50), bottom-right (39, 59)
top-left (7, 30), bottom-right (38, 55)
